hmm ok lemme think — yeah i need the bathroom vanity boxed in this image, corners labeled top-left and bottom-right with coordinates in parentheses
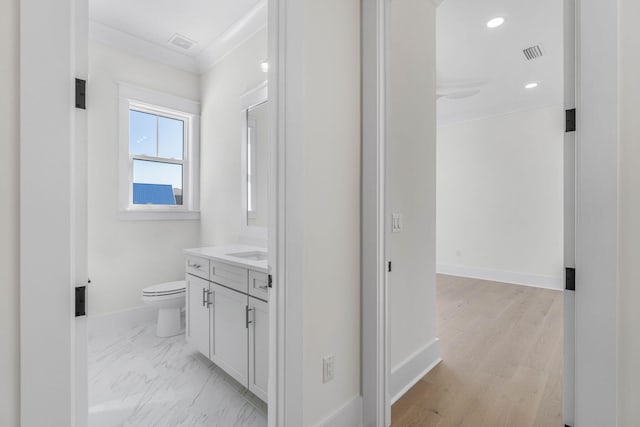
top-left (184, 245), bottom-right (269, 402)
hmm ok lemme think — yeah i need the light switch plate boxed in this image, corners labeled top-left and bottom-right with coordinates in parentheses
top-left (392, 213), bottom-right (403, 233)
top-left (323, 355), bottom-right (335, 383)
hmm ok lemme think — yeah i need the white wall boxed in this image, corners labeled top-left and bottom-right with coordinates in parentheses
top-left (301, 0), bottom-right (361, 424)
top-left (436, 106), bottom-right (564, 289)
top-left (200, 28), bottom-right (267, 246)
top-left (88, 41), bottom-right (202, 316)
top-left (388, 0), bottom-right (440, 386)
top-left (0, 0), bottom-right (19, 424)
top-left (619, 0), bottom-right (640, 423)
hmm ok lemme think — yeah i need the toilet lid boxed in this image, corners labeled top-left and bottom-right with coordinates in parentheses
top-left (143, 280), bottom-right (186, 297)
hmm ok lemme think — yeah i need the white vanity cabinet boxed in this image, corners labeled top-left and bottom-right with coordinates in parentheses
top-left (184, 246), bottom-right (269, 402)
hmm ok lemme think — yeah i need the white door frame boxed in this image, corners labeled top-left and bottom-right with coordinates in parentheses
top-left (20, 0), bottom-right (89, 425)
top-left (361, 0), bottom-right (619, 426)
top-left (267, 0), bottom-right (305, 425)
top-left (362, 0), bottom-right (390, 426)
top-left (20, 0), bottom-right (304, 426)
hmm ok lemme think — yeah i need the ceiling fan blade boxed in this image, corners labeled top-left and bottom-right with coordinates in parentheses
top-left (437, 78), bottom-right (489, 91)
top-left (437, 89), bottom-right (481, 100)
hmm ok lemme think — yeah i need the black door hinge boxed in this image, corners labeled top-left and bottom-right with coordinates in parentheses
top-left (388, 261), bottom-right (392, 272)
top-left (75, 286), bottom-right (86, 317)
top-left (565, 267), bottom-right (576, 291)
top-left (268, 274), bottom-right (273, 288)
top-left (75, 78), bottom-right (86, 110)
top-left (565, 108), bottom-right (576, 132)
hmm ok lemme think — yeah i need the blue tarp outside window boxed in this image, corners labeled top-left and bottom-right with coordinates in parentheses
top-left (133, 183), bottom-right (176, 205)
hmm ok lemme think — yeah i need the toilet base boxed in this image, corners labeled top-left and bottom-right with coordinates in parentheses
top-left (156, 307), bottom-right (184, 337)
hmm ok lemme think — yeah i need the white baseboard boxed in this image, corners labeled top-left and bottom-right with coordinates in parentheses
top-left (87, 305), bottom-right (157, 337)
top-left (313, 395), bottom-right (363, 427)
top-left (437, 264), bottom-right (563, 290)
top-left (390, 338), bottom-right (441, 404)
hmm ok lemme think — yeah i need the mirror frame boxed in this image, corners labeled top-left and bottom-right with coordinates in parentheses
top-left (240, 81), bottom-right (268, 240)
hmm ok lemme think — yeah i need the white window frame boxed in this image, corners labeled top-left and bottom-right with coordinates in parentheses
top-left (118, 82), bottom-right (201, 220)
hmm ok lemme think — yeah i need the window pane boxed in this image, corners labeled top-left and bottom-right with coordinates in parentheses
top-left (132, 160), bottom-right (183, 205)
top-left (158, 116), bottom-right (184, 160)
top-left (129, 110), bottom-right (157, 156)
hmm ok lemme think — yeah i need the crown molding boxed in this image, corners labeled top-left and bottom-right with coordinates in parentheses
top-left (89, 0), bottom-right (267, 75)
top-left (195, 0), bottom-right (267, 72)
top-left (89, 21), bottom-right (200, 74)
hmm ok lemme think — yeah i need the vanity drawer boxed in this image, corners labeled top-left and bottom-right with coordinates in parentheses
top-left (211, 260), bottom-right (248, 293)
top-left (249, 270), bottom-right (269, 302)
top-left (186, 255), bottom-right (210, 280)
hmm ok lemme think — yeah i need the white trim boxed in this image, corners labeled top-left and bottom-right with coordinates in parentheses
top-left (20, 0), bottom-right (80, 424)
top-left (88, 1), bottom-right (267, 75)
top-left (563, 1), bottom-right (576, 423)
top-left (436, 264), bottom-right (564, 290)
top-left (117, 82), bottom-right (201, 219)
top-left (267, 0), bottom-right (305, 425)
top-left (574, 0), bottom-right (618, 424)
top-left (197, 0), bottom-right (268, 72)
top-left (117, 210), bottom-right (200, 221)
top-left (389, 339), bottom-right (441, 404)
top-left (89, 21), bottom-right (200, 74)
top-left (312, 396), bottom-right (363, 427)
top-left (361, 0), bottom-right (389, 426)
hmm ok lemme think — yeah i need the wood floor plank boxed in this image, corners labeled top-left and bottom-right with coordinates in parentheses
top-left (391, 275), bottom-right (563, 427)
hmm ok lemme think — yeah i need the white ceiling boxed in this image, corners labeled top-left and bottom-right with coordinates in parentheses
top-left (437, 0), bottom-right (563, 125)
top-left (89, 0), bottom-right (267, 73)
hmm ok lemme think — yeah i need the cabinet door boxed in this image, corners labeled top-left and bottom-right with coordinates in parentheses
top-left (248, 297), bottom-right (269, 401)
top-left (210, 283), bottom-right (249, 386)
top-left (186, 274), bottom-right (210, 358)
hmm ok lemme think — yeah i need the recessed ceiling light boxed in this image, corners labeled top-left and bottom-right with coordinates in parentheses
top-left (487, 17), bottom-right (505, 29)
top-left (525, 82), bottom-right (539, 89)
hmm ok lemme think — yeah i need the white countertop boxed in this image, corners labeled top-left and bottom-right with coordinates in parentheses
top-left (184, 244), bottom-right (269, 273)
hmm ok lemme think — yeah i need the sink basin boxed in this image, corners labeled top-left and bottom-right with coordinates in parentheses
top-left (225, 251), bottom-right (268, 261)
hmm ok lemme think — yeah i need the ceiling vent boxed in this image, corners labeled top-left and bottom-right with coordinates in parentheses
top-left (168, 34), bottom-right (196, 51)
top-left (523, 45), bottom-right (544, 61)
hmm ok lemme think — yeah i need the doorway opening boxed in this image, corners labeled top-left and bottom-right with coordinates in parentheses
top-left (85, 1), bottom-right (272, 425)
top-left (380, 0), bottom-right (571, 425)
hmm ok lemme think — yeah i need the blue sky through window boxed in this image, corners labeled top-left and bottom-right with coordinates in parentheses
top-left (130, 110), bottom-right (184, 159)
top-left (129, 110), bottom-right (157, 156)
top-left (158, 116), bottom-right (184, 159)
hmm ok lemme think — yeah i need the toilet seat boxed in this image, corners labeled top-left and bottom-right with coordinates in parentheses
top-left (142, 280), bottom-right (186, 297)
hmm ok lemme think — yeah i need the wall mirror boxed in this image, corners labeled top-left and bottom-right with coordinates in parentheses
top-left (240, 82), bottom-right (268, 239)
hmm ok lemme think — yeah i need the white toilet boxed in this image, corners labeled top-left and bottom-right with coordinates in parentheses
top-left (142, 280), bottom-right (186, 337)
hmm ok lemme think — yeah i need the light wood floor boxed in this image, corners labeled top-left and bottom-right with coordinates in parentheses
top-left (391, 274), bottom-right (563, 427)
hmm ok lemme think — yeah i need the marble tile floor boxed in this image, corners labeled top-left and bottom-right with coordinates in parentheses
top-left (88, 321), bottom-right (267, 427)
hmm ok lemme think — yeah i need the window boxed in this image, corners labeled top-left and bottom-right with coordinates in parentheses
top-left (119, 84), bottom-right (200, 220)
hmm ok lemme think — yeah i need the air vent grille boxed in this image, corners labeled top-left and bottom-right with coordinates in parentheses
top-left (168, 34), bottom-right (196, 51)
top-left (523, 45), bottom-right (543, 61)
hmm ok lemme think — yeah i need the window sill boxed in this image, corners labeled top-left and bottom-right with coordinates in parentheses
top-left (118, 209), bottom-right (201, 221)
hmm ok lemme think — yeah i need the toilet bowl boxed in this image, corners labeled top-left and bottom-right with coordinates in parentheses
top-left (142, 280), bottom-right (186, 337)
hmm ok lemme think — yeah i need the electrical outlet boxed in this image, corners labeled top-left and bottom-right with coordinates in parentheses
top-left (322, 355), bottom-right (335, 383)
